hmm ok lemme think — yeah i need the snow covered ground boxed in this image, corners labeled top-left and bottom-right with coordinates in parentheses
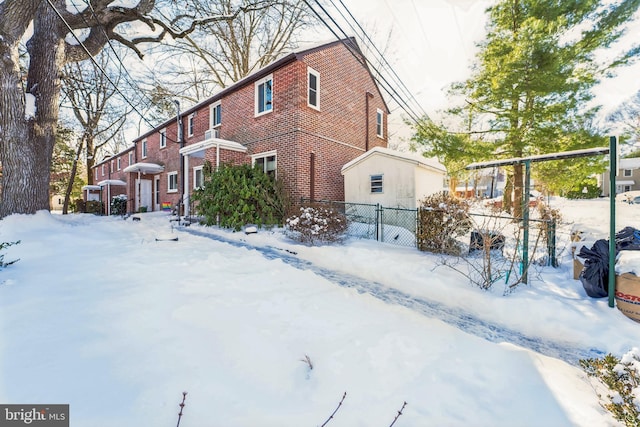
top-left (1, 197), bottom-right (639, 426)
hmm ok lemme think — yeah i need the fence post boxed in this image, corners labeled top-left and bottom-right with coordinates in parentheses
top-left (376, 203), bottom-right (381, 242)
top-left (549, 218), bottom-right (557, 267)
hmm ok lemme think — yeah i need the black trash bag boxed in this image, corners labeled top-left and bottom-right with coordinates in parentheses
top-left (578, 239), bottom-right (610, 298)
top-left (616, 226), bottom-right (640, 251)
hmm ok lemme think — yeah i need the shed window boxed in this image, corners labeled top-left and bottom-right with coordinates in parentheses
top-left (370, 174), bottom-right (383, 193)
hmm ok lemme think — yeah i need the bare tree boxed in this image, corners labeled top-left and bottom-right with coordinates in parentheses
top-left (152, 0), bottom-right (313, 100)
top-left (0, 0), bottom-right (280, 218)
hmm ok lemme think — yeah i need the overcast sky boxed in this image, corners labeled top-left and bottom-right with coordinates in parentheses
top-left (324, 0), bottom-right (640, 143)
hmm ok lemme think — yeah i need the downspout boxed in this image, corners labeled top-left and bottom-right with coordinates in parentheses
top-left (216, 142), bottom-right (220, 170)
top-left (365, 91), bottom-right (374, 151)
top-left (310, 152), bottom-right (315, 200)
top-left (174, 101), bottom-right (185, 215)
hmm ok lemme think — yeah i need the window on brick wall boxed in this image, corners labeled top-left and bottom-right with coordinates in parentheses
top-left (128, 151), bottom-right (134, 166)
top-left (253, 151), bottom-right (277, 177)
top-left (142, 139), bottom-right (148, 158)
top-left (308, 67), bottom-right (320, 110)
top-left (255, 74), bottom-right (273, 116)
top-left (370, 174), bottom-right (383, 193)
top-left (193, 166), bottom-right (204, 189)
top-left (101, 164), bottom-right (105, 176)
top-left (210, 102), bottom-right (221, 128)
top-left (188, 114), bottom-right (195, 137)
top-left (117, 158), bottom-right (121, 170)
top-left (160, 129), bottom-right (167, 148)
top-left (95, 169), bottom-right (98, 181)
top-left (376, 109), bottom-right (384, 138)
top-left (110, 160), bottom-right (114, 173)
top-left (168, 171), bottom-right (178, 193)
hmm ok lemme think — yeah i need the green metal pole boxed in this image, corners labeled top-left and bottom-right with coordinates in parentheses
top-left (609, 136), bottom-right (617, 308)
top-left (522, 160), bottom-right (531, 284)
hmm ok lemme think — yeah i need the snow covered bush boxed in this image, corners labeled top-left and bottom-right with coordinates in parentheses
top-left (417, 192), bottom-right (471, 255)
top-left (285, 205), bottom-right (347, 245)
top-left (110, 194), bottom-right (128, 216)
top-left (580, 348), bottom-right (640, 426)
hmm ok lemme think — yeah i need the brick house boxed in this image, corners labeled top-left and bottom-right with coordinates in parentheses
top-left (91, 38), bottom-right (389, 215)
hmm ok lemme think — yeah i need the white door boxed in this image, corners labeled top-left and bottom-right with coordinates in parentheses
top-left (135, 179), bottom-right (152, 212)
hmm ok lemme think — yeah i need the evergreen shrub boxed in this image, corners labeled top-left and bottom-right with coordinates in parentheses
top-left (192, 162), bottom-right (288, 231)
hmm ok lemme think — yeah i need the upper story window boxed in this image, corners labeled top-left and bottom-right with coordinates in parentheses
top-left (128, 151), bottom-right (134, 166)
top-left (101, 164), bottom-right (105, 176)
top-left (188, 114), bottom-right (195, 137)
top-left (95, 169), bottom-right (98, 180)
top-left (255, 74), bottom-right (273, 116)
top-left (370, 174), bottom-right (383, 193)
top-left (623, 169), bottom-right (633, 177)
top-left (160, 129), bottom-right (167, 148)
top-left (210, 102), bottom-right (221, 128)
top-left (117, 158), bottom-right (121, 170)
top-left (253, 151), bottom-right (276, 177)
top-left (376, 109), bottom-right (384, 138)
top-left (110, 160), bottom-right (114, 173)
top-left (141, 139), bottom-right (148, 158)
top-left (308, 68), bottom-right (320, 110)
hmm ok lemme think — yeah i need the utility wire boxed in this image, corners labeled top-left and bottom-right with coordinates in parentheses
top-left (45, 0), bottom-right (180, 144)
top-left (305, 0), bottom-right (423, 124)
top-left (332, 0), bottom-right (430, 120)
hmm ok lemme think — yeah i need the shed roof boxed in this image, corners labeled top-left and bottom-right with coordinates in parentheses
top-left (341, 146), bottom-right (446, 175)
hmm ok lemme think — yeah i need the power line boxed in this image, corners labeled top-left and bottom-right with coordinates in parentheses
top-left (332, 0), bottom-right (430, 120)
top-left (304, 0), bottom-right (424, 124)
top-left (45, 0), bottom-right (179, 145)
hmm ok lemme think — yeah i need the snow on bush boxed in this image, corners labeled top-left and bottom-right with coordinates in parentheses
top-left (285, 205), bottom-right (347, 245)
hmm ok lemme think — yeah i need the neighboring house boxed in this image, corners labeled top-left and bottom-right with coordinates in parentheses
top-left (341, 146), bottom-right (447, 209)
top-left (91, 38), bottom-right (389, 215)
top-left (599, 157), bottom-right (640, 196)
top-left (85, 147), bottom-right (136, 213)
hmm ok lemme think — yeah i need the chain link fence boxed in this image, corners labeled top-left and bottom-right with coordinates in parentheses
top-left (298, 198), bottom-right (557, 266)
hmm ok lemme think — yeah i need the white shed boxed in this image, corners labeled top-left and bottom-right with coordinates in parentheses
top-left (341, 147), bottom-right (447, 208)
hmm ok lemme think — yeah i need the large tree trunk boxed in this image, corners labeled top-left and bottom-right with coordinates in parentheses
top-left (0, 3), bottom-right (64, 217)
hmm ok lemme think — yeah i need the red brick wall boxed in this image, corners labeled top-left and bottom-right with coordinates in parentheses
top-left (97, 40), bottom-right (389, 211)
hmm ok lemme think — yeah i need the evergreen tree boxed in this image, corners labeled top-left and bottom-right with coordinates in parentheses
top-left (412, 0), bottom-right (640, 213)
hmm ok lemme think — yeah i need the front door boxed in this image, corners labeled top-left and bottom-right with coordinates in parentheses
top-left (135, 179), bottom-right (152, 212)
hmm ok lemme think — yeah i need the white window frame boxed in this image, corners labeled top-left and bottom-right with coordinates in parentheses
top-left (101, 164), bottom-right (105, 176)
top-left (255, 74), bottom-right (273, 116)
top-left (167, 171), bottom-right (178, 193)
top-left (623, 169), bottom-right (633, 177)
top-left (210, 102), bottom-right (222, 128)
top-left (376, 109), bottom-right (384, 138)
top-left (188, 114), bottom-right (195, 137)
top-left (193, 166), bottom-right (204, 189)
top-left (307, 67), bottom-right (320, 110)
top-left (117, 158), bottom-right (121, 170)
top-left (95, 169), bottom-right (98, 180)
top-left (252, 150), bottom-right (277, 177)
top-left (141, 139), bottom-right (148, 158)
top-left (110, 160), bottom-right (114, 173)
top-left (160, 128), bottom-right (167, 149)
top-left (128, 151), bottom-right (134, 166)
top-left (370, 174), bottom-right (383, 193)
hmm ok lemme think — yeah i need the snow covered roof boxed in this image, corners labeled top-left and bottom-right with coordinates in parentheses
top-left (341, 146), bottom-right (447, 175)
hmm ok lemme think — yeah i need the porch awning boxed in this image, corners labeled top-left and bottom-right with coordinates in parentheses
top-left (616, 180), bottom-right (635, 185)
top-left (82, 185), bottom-right (101, 191)
top-left (123, 162), bottom-right (164, 174)
top-left (97, 179), bottom-right (127, 187)
top-left (179, 138), bottom-right (247, 158)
